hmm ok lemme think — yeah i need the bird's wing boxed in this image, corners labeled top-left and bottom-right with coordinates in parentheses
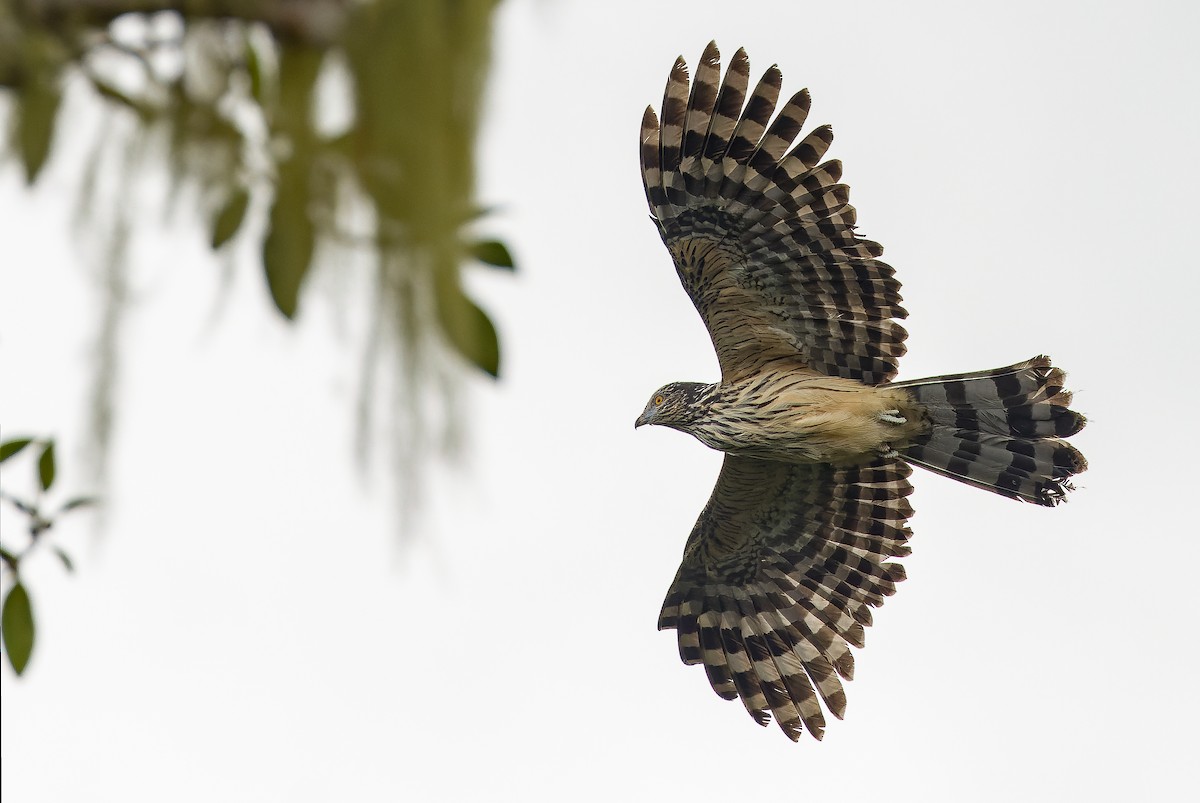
top-left (659, 454), bottom-right (914, 741)
top-left (641, 42), bottom-right (907, 385)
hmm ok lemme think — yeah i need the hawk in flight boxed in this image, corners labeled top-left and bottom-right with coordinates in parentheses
top-left (635, 42), bottom-right (1087, 741)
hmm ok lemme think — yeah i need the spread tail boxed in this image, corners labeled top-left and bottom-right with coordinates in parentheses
top-left (895, 356), bottom-right (1087, 506)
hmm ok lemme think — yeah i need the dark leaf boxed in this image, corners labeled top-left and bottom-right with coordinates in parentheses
top-left (435, 279), bottom-right (501, 378)
top-left (0, 438), bottom-right (33, 464)
top-left (53, 548), bottom-right (74, 574)
top-left (59, 496), bottom-right (99, 514)
top-left (2, 583), bottom-right (35, 676)
top-left (17, 68), bottom-right (63, 184)
top-left (470, 240), bottom-right (515, 270)
top-left (245, 37), bottom-right (265, 105)
top-left (262, 166), bottom-right (314, 319)
top-left (0, 546), bottom-right (17, 567)
top-left (37, 441), bottom-right (56, 492)
top-left (264, 47), bottom-right (321, 318)
top-left (211, 187), bottom-right (250, 249)
top-left (14, 32), bottom-right (69, 184)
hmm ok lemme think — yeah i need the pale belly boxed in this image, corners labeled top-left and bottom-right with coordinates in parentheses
top-left (690, 376), bottom-right (926, 464)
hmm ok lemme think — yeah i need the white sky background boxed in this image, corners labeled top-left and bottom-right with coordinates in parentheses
top-left (2, 0), bottom-right (1198, 800)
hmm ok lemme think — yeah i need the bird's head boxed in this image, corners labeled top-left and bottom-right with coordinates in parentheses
top-left (635, 382), bottom-right (715, 431)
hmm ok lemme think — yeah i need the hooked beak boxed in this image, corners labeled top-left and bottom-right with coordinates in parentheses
top-left (634, 410), bottom-right (652, 429)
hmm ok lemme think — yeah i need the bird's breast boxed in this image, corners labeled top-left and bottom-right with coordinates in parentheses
top-left (688, 373), bottom-right (923, 463)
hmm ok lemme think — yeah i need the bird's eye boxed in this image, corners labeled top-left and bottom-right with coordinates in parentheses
top-left (654, 395), bottom-right (664, 406)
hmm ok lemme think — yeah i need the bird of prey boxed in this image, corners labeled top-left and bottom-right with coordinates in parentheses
top-left (635, 42), bottom-right (1087, 742)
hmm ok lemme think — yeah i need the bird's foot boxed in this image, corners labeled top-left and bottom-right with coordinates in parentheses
top-left (878, 409), bottom-right (907, 425)
top-left (878, 444), bottom-right (900, 459)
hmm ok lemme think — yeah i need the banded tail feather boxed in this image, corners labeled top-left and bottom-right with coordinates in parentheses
top-left (897, 356), bottom-right (1087, 505)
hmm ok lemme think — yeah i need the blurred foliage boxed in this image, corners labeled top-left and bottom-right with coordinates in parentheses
top-left (1, 436), bottom-right (98, 676)
top-left (1, 0), bottom-right (513, 503)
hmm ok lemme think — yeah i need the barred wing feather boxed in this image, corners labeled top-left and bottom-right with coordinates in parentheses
top-left (658, 455), bottom-right (914, 740)
top-left (641, 42), bottom-right (907, 385)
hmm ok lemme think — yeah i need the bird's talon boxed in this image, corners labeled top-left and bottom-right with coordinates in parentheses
top-left (879, 410), bottom-right (907, 425)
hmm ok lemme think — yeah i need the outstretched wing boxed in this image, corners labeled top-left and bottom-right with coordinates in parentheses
top-left (641, 42), bottom-right (907, 385)
top-left (658, 455), bottom-right (914, 741)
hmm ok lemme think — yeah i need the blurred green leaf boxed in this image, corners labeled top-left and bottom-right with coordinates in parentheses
top-left (470, 240), bottom-right (515, 270)
top-left (211, 186), bottom-right (250, 249)
top-left (262, 42), bottom-right (320, 321)
top-left (0, 546), bottom-right (17, 567)
top-left (53, 548), bottom-right (74, 574)
top-left (37, 441), bottom-right (55, 491)
top-left (17, 82), bottom-right (61, 183)
top-left (245, 37), bottom-right (265, 105)
top-left (0, 438), bottom-right (33, 464)
top-left (2, 583), bottom-right (35, 676)
top-left (435, 280), bottom-right (500, 377)
top-left (16, 42), bottom-right (63, 184)
top-left (262, 169), bottom-right (314, 319)
top-left (59, 496), bottom-right (99, 514)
